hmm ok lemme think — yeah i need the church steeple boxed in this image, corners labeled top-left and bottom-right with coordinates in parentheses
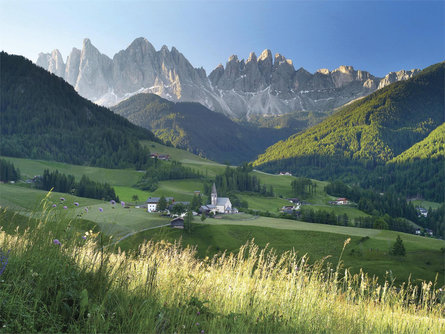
top-left (211, 183), bottom-right (217, 206)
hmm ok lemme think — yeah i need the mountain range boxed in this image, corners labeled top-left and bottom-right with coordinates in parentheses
top-left (36, 37), bottom-right (419, 119)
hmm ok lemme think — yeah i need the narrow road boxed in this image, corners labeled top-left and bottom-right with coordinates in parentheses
top-left (113, 224), bottom-right (170, 245)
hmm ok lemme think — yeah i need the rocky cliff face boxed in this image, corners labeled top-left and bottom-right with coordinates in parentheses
top-left (36, 37), bottom-right (420, 119)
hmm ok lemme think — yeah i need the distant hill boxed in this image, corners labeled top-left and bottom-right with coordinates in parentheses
top-left (254, 62), bottom-right (444, 167)
top-left (0, 52), bottom-right (157, 169)
top-left (112, 93), bottom-right (294, 164)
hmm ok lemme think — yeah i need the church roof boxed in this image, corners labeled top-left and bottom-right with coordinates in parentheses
top-left (212, 183), bottom-right (217, 194)
top-left (216, 197), bottom-right (231, 206)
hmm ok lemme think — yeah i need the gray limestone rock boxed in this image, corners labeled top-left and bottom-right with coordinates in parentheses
top-left (34, 38), bottom-right (421, 119)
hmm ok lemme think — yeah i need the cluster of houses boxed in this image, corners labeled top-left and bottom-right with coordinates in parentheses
top-left (416, 207), bottom-right (428, 217)
top-left (144, 184), bottom-right (238, 229)
top-left (415, 228), bottom-right (434, 237)
top-left (281, 198), bottom-right (301, 214)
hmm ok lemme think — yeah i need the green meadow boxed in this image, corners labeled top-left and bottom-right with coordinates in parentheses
top-left (116, 213), bottom-right (445, 285)
top-left (1, 153), bottom-right (443, 288)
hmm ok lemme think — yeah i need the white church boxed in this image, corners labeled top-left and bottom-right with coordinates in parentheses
top-left (200, 183), bottom-right (234, 214)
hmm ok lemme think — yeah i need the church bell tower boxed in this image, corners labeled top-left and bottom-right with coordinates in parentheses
top-left (211, 183), bottom-right (217, 206)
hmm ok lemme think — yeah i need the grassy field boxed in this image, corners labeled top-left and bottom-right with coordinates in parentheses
top-left (119, 215), bottom-right (445, 285)
top-left (0, 183), bottom-right (102, 211)
top-left (410, 199), bottom-right (443, 210)
top-left (1, 156), bottom-right (143, 186)
top-left (2, 213), bottom-right (443, 333)
top-left (309, 204), bottom-right (370, 219)
top-left (141, 141), bottom-right (226, 177)
top-left (237, 194), bottom-right (291, 212)
top-left (0, 184), bottom-right (169, 239)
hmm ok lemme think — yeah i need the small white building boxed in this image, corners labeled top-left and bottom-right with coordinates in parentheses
top-left (146, 197), bottom-right (174, 212)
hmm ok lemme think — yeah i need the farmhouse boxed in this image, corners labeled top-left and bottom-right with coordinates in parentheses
top-left (149, 153), bottom-right (170, 160)
top-left (329, 198), bottom-right (349, 205)
top-left (170, 217), bottom-right (184, 229)
top-left (146, 197), bottom-right (174, 212)
top-left (336, 198), bottom-right (349, 205)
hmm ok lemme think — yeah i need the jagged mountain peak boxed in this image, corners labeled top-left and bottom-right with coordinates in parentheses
top-left (228, 54), bottom-right (239, 62)
top-left (316, 68), bottom-right (330, 75)
top-left (247, 52), bottom-right (257, 63)
top-left (36, 37), bottom-right (422, 118)
top-left (334, 65), bottom-right (355, 73)
top-left (259, 49), bottom-right (272, 61)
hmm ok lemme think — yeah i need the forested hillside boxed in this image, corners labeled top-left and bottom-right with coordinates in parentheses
top-left (391, 122), bottom-right (444, 162)
top-left (254, 62), bottom-right (444, 166)
top-left (0, 52), bottom-right (158, 169)
top-left (112, 93), bottom-right (294, 164)
top-left (252, 63), bottom-right (444, 201)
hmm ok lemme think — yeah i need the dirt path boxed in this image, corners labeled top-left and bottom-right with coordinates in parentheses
top-left (114, 224), bottom-right (170, 244)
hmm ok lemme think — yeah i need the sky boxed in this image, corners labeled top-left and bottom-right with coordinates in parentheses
top-left (1, 0), bottom-right (443, 77)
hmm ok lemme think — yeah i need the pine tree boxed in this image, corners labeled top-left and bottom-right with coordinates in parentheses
top-left (391, 236), bottom-right (406, 256)
top-left (158, 196), bottom-right (167, 211)
top-left (185, 209), bottom-right (194, 233)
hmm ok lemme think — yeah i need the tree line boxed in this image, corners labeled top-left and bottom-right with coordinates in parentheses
top-left (212, 164), bottom-right (274, 197)
top-left (0, 159), bottom-right (20, 182)
top-left (37, 169), bottom-right (118, 201)
top-left (136, 160), bottom-right (201, 191)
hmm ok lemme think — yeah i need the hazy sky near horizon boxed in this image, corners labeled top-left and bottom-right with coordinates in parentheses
top-left (1, 0), bottom-right (443, 76)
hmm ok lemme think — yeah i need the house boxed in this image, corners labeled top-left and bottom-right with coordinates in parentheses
top-left (425, 228), bottom-right (434, 237)
top-left (170, 217), bottom-right (184, 229)
top-left (149, 153), bottom-right (170, 160)
top-left (288, 198), bottom-right (301, 204)
top-left (279, 172), bottom-right (292, 176)
top-left (200, 184), bottom-right (233, 214)
top-left (415, 228), bottom-right (421, 235)
top-left (335, 198), bottom-right (349, 205)
top-left (146, 197), bottom-right (174, 212)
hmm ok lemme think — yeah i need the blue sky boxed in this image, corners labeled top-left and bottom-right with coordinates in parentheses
top-left (1, 0), bottom-right (443, 76)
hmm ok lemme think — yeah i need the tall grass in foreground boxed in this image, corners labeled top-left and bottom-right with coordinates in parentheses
top-left (0, 201), bottom-right (444, 333)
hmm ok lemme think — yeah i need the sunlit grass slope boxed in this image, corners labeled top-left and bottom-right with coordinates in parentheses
top-left (119, 217), bottom-right (445, 285)
top-left (0, 206), bottom-right (443, 333)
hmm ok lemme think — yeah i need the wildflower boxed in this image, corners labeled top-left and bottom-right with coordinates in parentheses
top-left (53, 239), bottom-right (61, 246)
top-left (60, 197), bottom-right (65, 201)
top-left (52, 204), bottom-right (57, 207)
top-left (85, 207), bottom-right (88, 212)
top-left (74, 202), bottom-right (79, 206)
top-left (121, 201), bottom-right (125, 207)
top-left (110, 200), bottom-right (116, 205)
top-left (99, 207), bottom-right (103, 212)
top-left (63, 206), bottom-right (67, 209)
top-left (82, 236), bottom-right (87, 240)
top-left (201, 330), bottom-right (205, 334)
top-left (197, 311), bottom-right (200, 315)
top-left (196, 322), bottom-right (200, 326)
top-left (0, 249), bottom-right (10, 276)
